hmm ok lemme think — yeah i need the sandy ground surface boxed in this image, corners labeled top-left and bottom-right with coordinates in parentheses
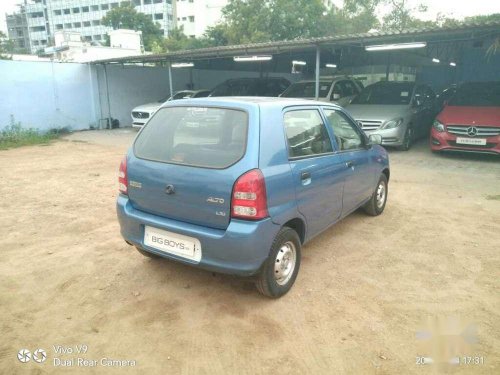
top-left (0, 129), bottom-right (499, 374)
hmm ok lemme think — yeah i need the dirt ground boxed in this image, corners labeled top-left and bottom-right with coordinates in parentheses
top-left (0, 129), bottom-right (499, 374)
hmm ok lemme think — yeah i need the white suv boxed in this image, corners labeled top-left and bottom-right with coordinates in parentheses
top-left (280, 76), bottom-right (363, 107)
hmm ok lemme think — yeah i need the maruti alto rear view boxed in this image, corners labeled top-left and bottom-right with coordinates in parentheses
top-left (117, 97), bottom-right (390, 297)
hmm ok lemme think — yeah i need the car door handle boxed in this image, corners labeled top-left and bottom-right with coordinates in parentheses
top-left (345, 161), bottom-right (354, 168)
top-left (301, 171), bottom-right (311, 180)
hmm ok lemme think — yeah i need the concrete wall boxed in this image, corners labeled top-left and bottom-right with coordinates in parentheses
top-left (0, 60), bottom-right (97, 131)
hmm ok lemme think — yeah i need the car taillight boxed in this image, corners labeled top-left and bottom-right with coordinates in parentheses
top-left (231, 169), bottom-right (268, 220)
top-left (118, 157), bottom-right (128, 195)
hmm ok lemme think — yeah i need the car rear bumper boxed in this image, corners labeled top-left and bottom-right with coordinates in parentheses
top-left (116, 195), bottom-right (280, 276)
top-left (430, 129), bottom-right (500, 155)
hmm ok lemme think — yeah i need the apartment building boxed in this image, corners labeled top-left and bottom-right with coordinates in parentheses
top-left (6, 0), bottom-right (175, 53)
top-left (174, 0), bottom-right (228, 38)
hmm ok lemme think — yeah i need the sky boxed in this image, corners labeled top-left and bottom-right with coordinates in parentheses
top-left (1, 0), bottom-right (500, 33)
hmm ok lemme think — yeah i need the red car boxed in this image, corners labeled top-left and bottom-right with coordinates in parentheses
top-left (430, 81), bottom-right (500, 155)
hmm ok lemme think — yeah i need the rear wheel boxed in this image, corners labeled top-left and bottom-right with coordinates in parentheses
top-left (256, 227), bottom-right (301, 298)
top-left (363, 174), bottom-right (388, 216)
top-left (135, 246), bottom-right (160, 259)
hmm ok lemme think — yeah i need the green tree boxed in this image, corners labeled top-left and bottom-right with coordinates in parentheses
top-left (101, 4), bottom-right (163, 50)
top-left (204, 24), bottom-right (230, 47)
top-left (321, 0), bottom-right (381, 36)
top-left (210, 0), bottom-right (330, 44)
top-left (382, 0), bottom-right (437, 31)
top-left (0, 31), bottom-right (14, 59)
top-left (154, 26), bottom-right (215, 52)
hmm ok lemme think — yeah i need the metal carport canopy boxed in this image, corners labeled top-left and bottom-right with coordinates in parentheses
top-left (92, 20), bottom-right (500, 99)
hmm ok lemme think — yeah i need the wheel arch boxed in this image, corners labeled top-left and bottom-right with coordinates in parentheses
top-left (283, 218), bottom-right (306, 244)
top-left (382, 168), bottom-right (390, 182)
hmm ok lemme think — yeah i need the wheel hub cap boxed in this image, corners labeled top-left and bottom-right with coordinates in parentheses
top-left (376, 182), bottom-right (386, 208)
top-left (274, 242), bottom-right (296, 286)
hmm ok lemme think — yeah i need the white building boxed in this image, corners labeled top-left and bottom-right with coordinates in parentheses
top-left (49, 29), bottom-right (144, 62)
top-left (175, 0), bottom-right (228, 38)
top-left (6, 0), bottom-right (175, 54)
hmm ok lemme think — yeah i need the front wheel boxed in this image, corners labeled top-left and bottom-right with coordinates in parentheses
top-left (363, 174), bottom-right (388, 216)
top-left (256, 227), bottom-right (301, 298)
top-left (399, 127), bottom-right (413, 151)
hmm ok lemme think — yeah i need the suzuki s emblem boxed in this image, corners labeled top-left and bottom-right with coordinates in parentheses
top-left (467, 126), bottom-right (478, 137)
top-left (165, 184), bottom-right (175, 195)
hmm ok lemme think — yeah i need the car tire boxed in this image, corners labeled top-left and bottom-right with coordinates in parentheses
top-left (399, 127), bottom-right (413, 151)
top-left (363, 174), bottom-right (388, 216)
top-left (256, 227), bottom-right (301, 298)
top-left (135, 246), bottom-right (161, 259)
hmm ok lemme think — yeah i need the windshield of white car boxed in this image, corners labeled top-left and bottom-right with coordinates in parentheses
top-left (448, 82), bottom-right (500, 107)
top-left (281, 81), bottom-right (332, 98)
top-left (351, 83), bottom-right (415, 105)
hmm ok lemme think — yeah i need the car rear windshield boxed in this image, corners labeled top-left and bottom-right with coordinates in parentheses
top-left (351, 83), bottom-right (414, 105)
top-left (134, 106), bottom-right (248, 169)
top-left (448, 82), bottom-right (500, 107)
top-left (281, 81), bottom-right (332, 98)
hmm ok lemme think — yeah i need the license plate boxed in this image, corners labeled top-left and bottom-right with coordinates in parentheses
top-left (456, 137), bottom-right (487, 146)
top-left (144, 226), bottom-right (202, 262)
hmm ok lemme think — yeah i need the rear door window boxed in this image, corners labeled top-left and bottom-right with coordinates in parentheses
top-left (284, 109), bottom-right (333, 158)
top-left (134, 106), bottom-right (248, 169)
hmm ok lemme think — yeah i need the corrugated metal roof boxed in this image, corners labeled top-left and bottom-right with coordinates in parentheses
top-left (93, 20), bottom-right (500, 64)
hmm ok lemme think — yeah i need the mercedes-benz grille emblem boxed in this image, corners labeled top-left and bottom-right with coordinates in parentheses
top-left (165, 184), bottom-right (175, 195)
top-left (467, 126), bottom-right (478, 137)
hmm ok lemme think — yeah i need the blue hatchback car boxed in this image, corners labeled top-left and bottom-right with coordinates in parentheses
top-left (117, 97), bottom-right (390, 297)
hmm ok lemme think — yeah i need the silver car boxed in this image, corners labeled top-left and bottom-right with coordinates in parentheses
top-left (280, 76), bottom-right (363, 107)
top-left (346, 82), bottom-right (436, 150)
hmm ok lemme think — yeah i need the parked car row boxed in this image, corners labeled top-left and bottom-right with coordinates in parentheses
top-left (120, 78), bottom-right (498, 298)
top-left (131, 77), bottom-right (500, 155)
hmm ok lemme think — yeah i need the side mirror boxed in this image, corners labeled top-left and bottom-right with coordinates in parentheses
top-left (368, 134), bottom-right (382, 145)
top-left (332, 93), bottom-right (340, 101)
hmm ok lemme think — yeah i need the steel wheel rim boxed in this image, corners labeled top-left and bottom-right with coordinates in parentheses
top-left (376, 181), bottom-right (386, 208)
top-left (274, 241), bottom-right (296, 286)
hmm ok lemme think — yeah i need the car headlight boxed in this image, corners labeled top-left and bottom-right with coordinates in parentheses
top-left (433, 119), bottom-right (445, 132)
top-left (382, 118), bottom-right (404, 129)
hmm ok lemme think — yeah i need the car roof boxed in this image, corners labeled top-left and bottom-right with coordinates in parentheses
top-left (160, 96), bottom-right (343, 109)
top-left (295, 76), bottom-right (353, 83)
top-left (222, 77), bottom-right (289, 82)
top-left (372, 81), bottom-right (415, 86)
